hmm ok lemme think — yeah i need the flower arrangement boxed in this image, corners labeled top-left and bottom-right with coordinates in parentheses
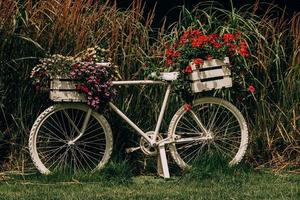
top-left (31, 54), bottom-right (77, 90)
top-left (70, 62), bottom-right (116, 110)
top-left (165, 29), bottom-right (249, 68)
top-left (162, 28), bottom-right (251, 102)
top-left (31, 46), bottom-right (121, 109)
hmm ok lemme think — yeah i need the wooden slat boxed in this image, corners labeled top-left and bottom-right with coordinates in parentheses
top-left (189, 67), bottom-right (231, 81)
top-left (203, 59), bottom-right (227, 68)
top-left (50, 91), bottom-right (87, 102)
top-left (191, 77), bottom-right (232, 93)
top-left (190, 58), bottom-right (229, 70)
top-left (51, 79), bottom-right (77, 90)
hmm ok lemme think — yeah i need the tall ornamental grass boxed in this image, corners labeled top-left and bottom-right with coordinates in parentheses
top-left (0, 0), bottom-right (168, 171)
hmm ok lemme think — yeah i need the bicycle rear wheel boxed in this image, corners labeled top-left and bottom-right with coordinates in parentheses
top-left (29, 103), bottom-right (113, 174)
top-left (168, 97), bottom-right (248, 169)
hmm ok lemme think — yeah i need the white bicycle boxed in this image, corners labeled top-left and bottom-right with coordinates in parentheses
top-left (29, 65), bottom-right (248, 178)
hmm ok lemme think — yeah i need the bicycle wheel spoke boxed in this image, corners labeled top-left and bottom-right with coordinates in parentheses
top-left (181, 144), bottom-right (203, 162)
top-left (74, 146), bottom-right (97, 171)
top-left (208, 104), bottom-right (221, 132)
top-left (80, 138), bottom-right (106, 144)
top-left (214, 115), bottom-right (238, 133)
top-left (71, 109), bottom-right (85, 139)
top-left (77, 143), bottom-right (105, 154)
top-left (212, 143), bottom-right (235, 158)
top-left (42, 120), bottom-right (67, 141)
top-left (59, 111), bottom-right (70, 140)
top-left (62, 109), bottom-right (81, 136)
top-left (41, 145), bottom-right (67, 167)
top-left (72, 147), bottom-right (87, 172)
top-left (181, 115), bottom-right (201, 133)
top-left (178, 142), bottom-right (200, 156)
top-left (177, 141), bottom-right (199, 151)
top-left (186, 143), bottom-right (205, 164)
top-left (52, 111), bottom-right (67, 135)
top-left (84, 119), bottom-right (102, 134)
top-left (82, 128), bottom-right (105, 140)
top-left (50, 146), bottom-right (70, 171)
top-left (38, 131), bottom-right (66, 143)
top-left (214, 138), bottom-right (240, 151)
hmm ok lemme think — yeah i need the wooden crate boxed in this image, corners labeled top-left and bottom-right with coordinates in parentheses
top-left (189, 58), bottom-right (232, 93)
top-left (50, 78), bottom-right (87, 102)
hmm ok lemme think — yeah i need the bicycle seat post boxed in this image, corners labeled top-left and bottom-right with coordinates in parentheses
top-left (152, 84), bottom-right (172, 144)
top-left (153, 83), bottom-right (172, 178)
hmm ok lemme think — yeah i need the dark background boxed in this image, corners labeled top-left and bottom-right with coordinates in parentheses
top-left (116, 0), bottom-right (300, 27)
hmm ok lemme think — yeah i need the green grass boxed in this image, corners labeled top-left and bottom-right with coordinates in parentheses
top-left (0, 169), bottom-right (299, 200)
top-left (1, 0), bottom-right (300, 176)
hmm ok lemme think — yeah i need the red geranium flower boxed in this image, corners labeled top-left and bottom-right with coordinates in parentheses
top-left (223, 33), bottom-right (235, 42)
top-left (185, 65), bottom-right (193, 74)
top-left (213, 42), bottom-right (222, 49)
top-left (166, 48), bottom-right (174, 57)
top-left (235, 31), bottom-right (241, 38)
top-left (239, 40), bottom-right (249, 57)
top-left (166, 58), bottom-right (173, 65)
top-left (248, 85), bottom-right (256, 93)
top-left (191, 35), bottom-right (208, 48)
top-left (226, 43), bottom-right (238, 52)
top-left (208, 34), bottom-right (219, 42)
top-left (184, 103), bottom-right (192, 111)
top-left (193, 58), bottom-right (204, 65)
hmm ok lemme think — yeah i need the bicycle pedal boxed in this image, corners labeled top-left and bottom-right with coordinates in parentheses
top-left (125, 146), bottom-right (141, 153)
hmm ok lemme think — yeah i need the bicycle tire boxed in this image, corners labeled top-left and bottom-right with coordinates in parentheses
top-left (168, 97), bottom-right (248, 169)
top-left (29, 103), bottom-right (113, 174)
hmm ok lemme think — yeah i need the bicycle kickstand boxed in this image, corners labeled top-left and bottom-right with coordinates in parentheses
top-left (157, 144), bottom-right (170, 178)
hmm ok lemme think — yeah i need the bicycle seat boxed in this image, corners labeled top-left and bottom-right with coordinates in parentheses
top-left (159, 72), bottom-right (179, 81)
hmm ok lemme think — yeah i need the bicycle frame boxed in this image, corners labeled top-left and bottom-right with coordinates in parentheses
top-left (109, 80), bottom-right (171, 147)
top-left (68, 79), bottom-right (210, 178)
top-left (71, 79), bottom-right (210, 147)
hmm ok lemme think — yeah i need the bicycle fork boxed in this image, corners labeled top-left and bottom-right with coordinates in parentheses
top-left (65, 108), bottom-right (92, 145)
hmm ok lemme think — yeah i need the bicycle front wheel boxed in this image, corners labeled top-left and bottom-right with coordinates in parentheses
top-left (29, 103), bottom-right (113, 174)
top-left (168, 97), bottom-right (248, 169)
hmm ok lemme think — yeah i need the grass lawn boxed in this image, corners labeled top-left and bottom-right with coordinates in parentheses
top-left (0, 164), bottom-right (299, 200)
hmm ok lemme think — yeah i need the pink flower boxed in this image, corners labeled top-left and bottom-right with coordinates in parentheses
top-left (81, 85), bottom-right (90, 94)
top-left (35, 84), bottom-right (41, 92)
top-left (75, 84), bottom-right (82, 91)
top-left (207, 55), bottom-right (213, 61)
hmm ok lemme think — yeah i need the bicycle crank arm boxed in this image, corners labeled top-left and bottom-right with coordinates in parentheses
top-left (125, 146), bottom-right (141, 153)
